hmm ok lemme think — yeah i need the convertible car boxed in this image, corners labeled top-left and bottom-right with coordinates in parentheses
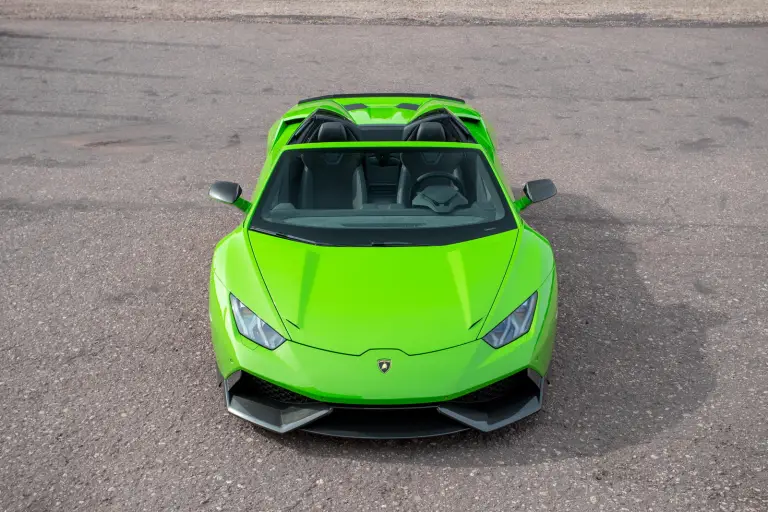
top-left (208, 93), bottom-right (558, 438)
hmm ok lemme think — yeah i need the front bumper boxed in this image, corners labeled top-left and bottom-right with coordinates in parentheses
top-left (210, 268), bottom-right (557, 437)
top-left (223, 368), bottom-right (547, 438)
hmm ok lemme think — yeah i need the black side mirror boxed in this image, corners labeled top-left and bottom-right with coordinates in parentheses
top-left (514, 179), bottom-right (557, 211)
top-left (209, 181), bottom-right (251, 213)
top-left (524, 179), bottom-right (557, 203)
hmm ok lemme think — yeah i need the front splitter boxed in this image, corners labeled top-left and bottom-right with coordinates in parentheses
top-left (223, 369), bottom-right (546, 439)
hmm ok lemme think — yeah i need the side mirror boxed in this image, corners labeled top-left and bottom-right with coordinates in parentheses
top-left (208, 181), bottom-right (251, 213)
top-left (513, 179), bottom-right (557, 211)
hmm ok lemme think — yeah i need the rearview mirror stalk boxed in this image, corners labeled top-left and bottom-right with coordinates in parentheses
top-left (513, 196), bottom-right (532, 212)
top-left (232, 196), bottom-right (252, 213)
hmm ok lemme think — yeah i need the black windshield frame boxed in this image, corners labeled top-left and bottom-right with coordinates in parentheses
top-left (249, 146), bottom-right (517, 247)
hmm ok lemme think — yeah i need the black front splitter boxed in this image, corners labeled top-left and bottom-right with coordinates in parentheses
top-left (223, 369), bottom-right (546, 439)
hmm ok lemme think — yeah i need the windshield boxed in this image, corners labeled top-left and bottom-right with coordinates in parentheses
top-left (250, 147), bottom-right (516, 246)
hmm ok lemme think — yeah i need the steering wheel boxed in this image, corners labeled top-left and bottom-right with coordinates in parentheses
top-left (409, 171), bottom-right (465, 200)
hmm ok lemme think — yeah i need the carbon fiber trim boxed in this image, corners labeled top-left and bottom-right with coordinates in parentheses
top-left (222, 369), bottom-right (546, 438)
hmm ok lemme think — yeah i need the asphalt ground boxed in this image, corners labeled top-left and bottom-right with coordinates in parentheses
top-left (3, 1), bottom-right (768, 25)
top-left (0, 20), bottom-right (767, 512)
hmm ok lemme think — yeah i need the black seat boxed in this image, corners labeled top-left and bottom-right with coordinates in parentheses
top-left (299, 122), bottom-right (367, 209)
top-left (397, 122), bottom-right (464, 206)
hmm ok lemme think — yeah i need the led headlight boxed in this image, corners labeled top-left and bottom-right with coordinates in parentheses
top-left (230, 294), bottom-right (286, 350)
top-left (483, 292), bottom-right (538, 349)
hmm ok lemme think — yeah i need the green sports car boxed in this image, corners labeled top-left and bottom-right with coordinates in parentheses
top-left (208, 93), bottom-right (558, 438)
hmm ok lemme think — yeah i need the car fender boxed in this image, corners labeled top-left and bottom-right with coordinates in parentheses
top-left (210, 227), bottom-right (289, 340)
top-left (479, 225), bottom-right (556, 338)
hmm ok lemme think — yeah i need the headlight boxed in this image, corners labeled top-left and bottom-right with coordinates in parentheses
top-left (230, 294), bottom-right (286, 350)
top-left (483, 292), bottom-right (538, 349)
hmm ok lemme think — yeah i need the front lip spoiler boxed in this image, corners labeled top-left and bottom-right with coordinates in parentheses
top-left (222, 369), bottom-right (547, 439)
top-left (223, 372), bottom-right (332, 433)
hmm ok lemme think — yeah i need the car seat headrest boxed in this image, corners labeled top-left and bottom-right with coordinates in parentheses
top-left (317, 122), bottom-right (348, 142)
top-left (415, 122), bottom-right (446, 142)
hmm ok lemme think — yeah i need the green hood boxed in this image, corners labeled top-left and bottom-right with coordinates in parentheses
top-left (248, 230), bottom-right (517, 355)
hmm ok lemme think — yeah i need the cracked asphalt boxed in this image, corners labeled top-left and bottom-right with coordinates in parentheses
top-left (0, 19), bottom-right (767, 512)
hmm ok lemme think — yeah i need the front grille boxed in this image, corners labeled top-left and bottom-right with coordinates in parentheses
top-left (450, 371), bottom-right (539, 404)
top-left (231, 372), bottom-right (318, 405)
top-left (230, 370), bottom-right (539, 407)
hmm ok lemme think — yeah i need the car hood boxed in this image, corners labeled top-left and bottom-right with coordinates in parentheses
top-left (247, 230), bottom-right (518, 355)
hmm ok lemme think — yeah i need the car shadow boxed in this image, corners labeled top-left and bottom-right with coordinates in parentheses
top-left (257, 193), bottom-right (727, 467)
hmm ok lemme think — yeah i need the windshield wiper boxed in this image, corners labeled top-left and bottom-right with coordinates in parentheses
top-left (255, 229), bottom-right (326, 246)
top-left (367, 241), bottom-right (413, 247)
